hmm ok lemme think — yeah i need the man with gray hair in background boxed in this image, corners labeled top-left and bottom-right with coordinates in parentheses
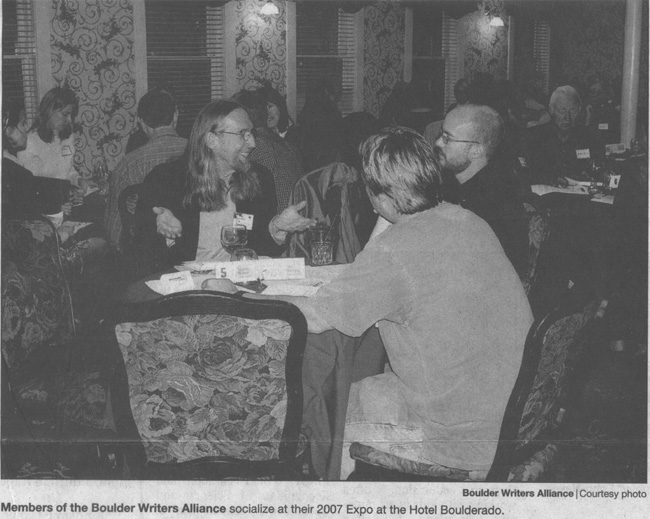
top-left (528, 84), bottom-right (605, 185)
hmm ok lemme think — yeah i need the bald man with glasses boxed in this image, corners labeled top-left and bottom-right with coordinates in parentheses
top-left (434, 104), bottom-right (528, 278)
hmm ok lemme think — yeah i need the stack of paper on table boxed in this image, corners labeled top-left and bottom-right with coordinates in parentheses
top-left (531, 184), bottom-right (589, 196)
top-left (589, 193), bottom-right (614, 205)
top-left (261, 264), bottom-right (349, 297)
top-left (176, 257), bottom-right (305, 282)
top-left (147, 260), bottom-right (348, 298)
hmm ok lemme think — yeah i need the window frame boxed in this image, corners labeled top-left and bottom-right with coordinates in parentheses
top-left (286, 1), bottom-right (363, 122)
top-left (405, 5), bottom-right (448, 117)
top-left (138, 0), bottom-right (227, 138)
top-left (2, 0), bottom-right (44, 123)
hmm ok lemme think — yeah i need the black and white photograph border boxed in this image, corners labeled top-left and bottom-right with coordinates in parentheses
top-left (1, 0), bottom-right (648, 517)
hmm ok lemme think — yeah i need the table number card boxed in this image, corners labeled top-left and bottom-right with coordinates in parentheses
top-left (608, 174), bottom-right (621, 189)
top-left (213, 258), bottom-right (306, 282)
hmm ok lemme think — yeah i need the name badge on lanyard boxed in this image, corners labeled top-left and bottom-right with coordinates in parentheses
top-left (576, 149), bottom-right (590, 159)
top-left (233, 212), bottom-right (254, 230)
top-left (61, 145), bottom-right (73, 156)
top-left (598, 123), bottom-right (609, 130)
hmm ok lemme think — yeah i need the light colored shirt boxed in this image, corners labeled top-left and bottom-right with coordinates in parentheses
top-left (17, 131), bottom-right (78, 184)
top-left (312, 202), bottom-right (533, 471)
top-left (195, 195), bottom-right (236, 262)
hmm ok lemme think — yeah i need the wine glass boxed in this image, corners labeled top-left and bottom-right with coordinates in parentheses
top-left (231, 248), bottom-right (258, 261)
top-left (93, 158), bottom-right (109, 195)
top-left (220, 224), bottom-right (248, 254)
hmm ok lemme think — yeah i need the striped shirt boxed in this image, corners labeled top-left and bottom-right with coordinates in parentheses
top-left (104, 128), bottom-right (187, 248)
top-left (249, 127), bottom-right (303, 212)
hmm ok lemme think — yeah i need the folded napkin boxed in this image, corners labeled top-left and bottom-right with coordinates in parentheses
top-left (590, 193), bottom-right (615, 205)
top-left (262, 279), bottom-right (326, 298)
top-left (564, 177), bottom-right (594, 187)
top-left (145, 271), bottom-right (195, 296)
top-left (259, 264), bottom-right (349, 298)
top-left (531, 184), bottom-right (589, 196)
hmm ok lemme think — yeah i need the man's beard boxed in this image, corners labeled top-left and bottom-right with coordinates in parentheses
top-left (230, 157), bottom-right (260, 202)
top-left (435, 148), bottom-right (471, 175)
top-left (234, 154), bottom-right (251, 174)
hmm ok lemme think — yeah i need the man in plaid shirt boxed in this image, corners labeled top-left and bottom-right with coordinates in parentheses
top-left (233, 89), bottom-right (303, 212)
top-left (104, 88), bottom-right (187, 249)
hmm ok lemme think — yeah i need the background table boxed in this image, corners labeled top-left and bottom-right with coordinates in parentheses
top-left (531, 156), bottom-right (647, 319)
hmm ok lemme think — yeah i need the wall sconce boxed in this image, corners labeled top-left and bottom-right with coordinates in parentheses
top-left (479, 0), bottom-right (506, 27)
top-left (489, 16), bottom-right (505, 27)
top-left (260, 0), bottom-right (279, 16)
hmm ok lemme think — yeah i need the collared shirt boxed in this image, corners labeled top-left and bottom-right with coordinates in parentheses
top-left (104, 128), bottom-right (187, 248)
top-left (249, 127), bottom-right (303, 212)
top-left (17, 131), bottom-right (78, 184)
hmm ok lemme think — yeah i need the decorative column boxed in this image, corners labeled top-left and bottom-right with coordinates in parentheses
top-left (620, 0), bottom-right (642, 146)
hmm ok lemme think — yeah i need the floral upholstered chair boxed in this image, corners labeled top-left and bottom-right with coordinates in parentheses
top-left (109, 291), bottom-right (308, 479)
top-left (2, 218), bottom-right (114, 478)
top-left (504, 295), bottom-right (599, 481)
top-left (2, 219), bottom-right (75, 370)
top-left (521, 202), bottom-right (552, 296)
top-left (349, 291), bottom-right (598, 482)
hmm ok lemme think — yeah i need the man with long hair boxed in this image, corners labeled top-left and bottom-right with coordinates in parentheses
top-left (17, 87), bottom-right (80, 185)
top-left (135, 99), bottom-right (313, 274)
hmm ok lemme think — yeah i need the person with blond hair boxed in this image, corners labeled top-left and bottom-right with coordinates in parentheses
top-left (243, 126), bottom-right (532, 479)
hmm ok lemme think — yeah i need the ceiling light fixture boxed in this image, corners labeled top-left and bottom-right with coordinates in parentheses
top-left (260, 0), bottom-right (279, 16)
top-left (479, 0), bottom-right (506, 28)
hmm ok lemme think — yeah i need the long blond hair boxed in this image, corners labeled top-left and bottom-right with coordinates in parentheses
top-left (183, 99), bottom-right (260, 211)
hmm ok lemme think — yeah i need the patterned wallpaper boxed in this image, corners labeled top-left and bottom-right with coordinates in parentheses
top-left (50, 0), bottom-right (135, 176)
top-left (233, 0), bottom-right (287, 95)
top-left (363, 1), bottom-right (405, 118)
top-left (43, 0), bottom-right (639, 176)
top-left (457, 9), bottom-right (508, 82)
top-left (551, 1), bottom-right (625, 91)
